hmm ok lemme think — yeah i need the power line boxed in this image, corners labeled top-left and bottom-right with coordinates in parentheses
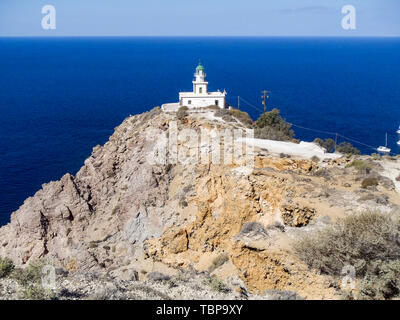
top-left (238, 96), bottom-right (264, 113)
top-left (336, 133), bottom-right (379, 151)
top-left (230, 94), bottom-right (392, 153)
top-left (288, 123), bottom-right (380, 151)
top-left (289, 122), bottom-right (337, 136)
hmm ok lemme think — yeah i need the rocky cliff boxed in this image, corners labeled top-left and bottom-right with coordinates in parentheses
top-left (1, 107), bottom-right (399, 300)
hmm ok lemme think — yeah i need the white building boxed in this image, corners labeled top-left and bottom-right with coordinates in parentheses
top-left (162, 62), bottom-right (227, 112)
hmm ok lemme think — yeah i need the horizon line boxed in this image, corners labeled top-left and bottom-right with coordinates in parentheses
top-left (1, 35), bottom-right (399, 38)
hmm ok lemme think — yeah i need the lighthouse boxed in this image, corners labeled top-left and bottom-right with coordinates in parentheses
top-left (193, 62), bottom-right (208, 94)
top-left (162, 62), bottom-right (227, 112)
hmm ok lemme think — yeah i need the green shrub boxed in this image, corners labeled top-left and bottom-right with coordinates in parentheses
top-left (209, 277), bottom-right (230, 293)
top-left (0, 257), bottom-right (14, 278)
top-left (346, 159), bottom-right (371, 170)
top-left (21, 284), bottom-right (50, 300)
top-left (214, 108), bottom-right (228, 116)
top-left (88, 241), bottom-right (99, 249)
top-left (167, 271), bottom-right (188, 288)
top-left (255, 127), bottom-right (293, 141)
top-left (174, 271), bottom-right (188, 282)
top-left (178, 195), bottom-right (188, 208)
top-left (294, 211), bottom-right (400, 299)
top-left (10, 259), bottom-right (56, 300)
top-left (11, 260), bottom-right (44, 286)
top-left (371, 153), bottom-right (382, 160)
top-left (255, 109), bottom-right (294, 141)
top-left (208, 253), bottom-right (229, 273)
top-left (228, 108), bottom-right (253, 127)
top-left (314, 138), bottom-right (335, 153)
top-left (361, 177), bottom-right (379, 188)
top-left (214, 108), bottom-right (235, 122)
top-left (182, 184), bottom-right (193, 193)
top-left (167, 279), bottom-right (178, 288)
top-left (311, 155), bottom-right (320, 163)
top-left (336, 142), bottom-right (360, 155)
top-left (222, 114), bottom-right (236, 123)
top-left (176, 106), bottom-right (188, 120)
top-left (357, 259), bottom-right (400, 300)
top-left (314, 139), bottom-right (360, 155)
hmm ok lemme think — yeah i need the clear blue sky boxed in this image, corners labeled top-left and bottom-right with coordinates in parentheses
top-left (0, 0), bottom-right (399, 36)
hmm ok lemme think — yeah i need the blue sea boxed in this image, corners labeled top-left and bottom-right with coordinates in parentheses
top-left (0, 37), bottom-right (400, 225)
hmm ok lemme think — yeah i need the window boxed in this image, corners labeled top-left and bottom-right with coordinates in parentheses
top-left (199, 88), bottom-right (203, 94)
top-left (188, 100), bottom-right (191, 105)
top-left (215, 100), bottom-right (219, 106)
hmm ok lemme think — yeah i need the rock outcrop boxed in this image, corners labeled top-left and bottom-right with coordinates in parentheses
top-left (1, 107), bottom-right (399, 299)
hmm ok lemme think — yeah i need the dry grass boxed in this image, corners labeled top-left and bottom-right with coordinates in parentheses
top-left (361, 177), bottom-right (379, 188)
top-left (176, 106), bottom-right (188, 120)
top-left (0, 257), bottom-right (14, 278)
top-left (346, 159), bottom-right (371, 170)
top-left (228, 108), bottom-right (253, 127)
top-left (294, 211), bottom-right (400, 299)
top-left (208, 253), bottom-right (229, 273)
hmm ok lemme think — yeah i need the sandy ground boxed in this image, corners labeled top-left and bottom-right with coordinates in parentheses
top-left (381, 159), bottom-right (400, 193)
top-left (241, 138), bottom-right (341, 160)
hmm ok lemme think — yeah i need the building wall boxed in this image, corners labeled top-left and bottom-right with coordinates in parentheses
top-left (193, 83), bottom-right (208, 94)
top-left (180, 96), bottom-right (225, 109)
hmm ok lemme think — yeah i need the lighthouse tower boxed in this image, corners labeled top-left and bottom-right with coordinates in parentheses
top-left (193, 62), bottom-right (208, 95)
top-left (162, 61), bottom-right (227, 112)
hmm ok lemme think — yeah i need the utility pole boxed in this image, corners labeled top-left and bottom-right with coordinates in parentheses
top-left (237, 96), bottom-right (240, 110)
top-left (261, 90), bottom-right (271, 113)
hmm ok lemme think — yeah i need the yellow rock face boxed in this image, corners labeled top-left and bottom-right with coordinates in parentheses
top-left (144, 159), bottom-right (342, 299)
